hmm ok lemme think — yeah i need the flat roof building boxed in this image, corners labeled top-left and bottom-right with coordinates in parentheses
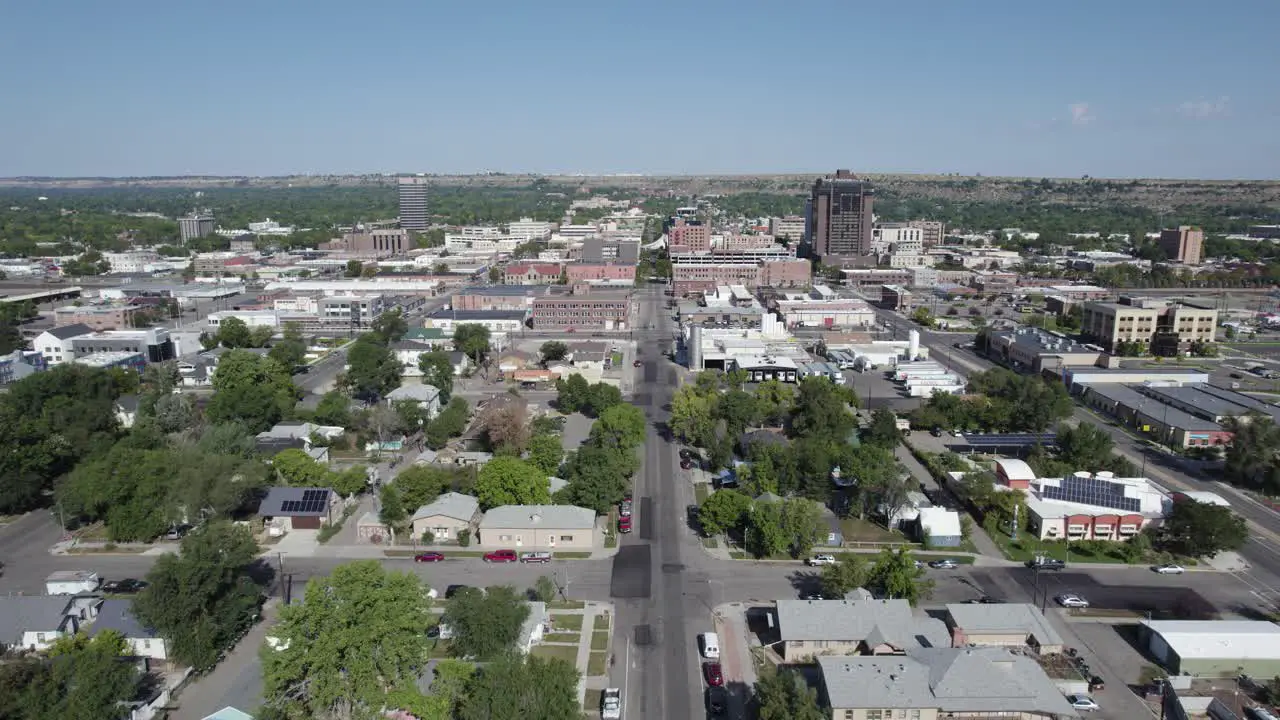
top-left (1142, 620), bottom-right (1280, 677)
top-left (398, 176), bottom-right (430, 231)
top-left (1158, 226), bottom-right (1204, 265)
top-left (809, 169), bottom-right (875, 261)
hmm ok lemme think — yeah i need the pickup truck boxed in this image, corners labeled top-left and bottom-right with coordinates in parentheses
top-left (601, 688), bottom-right (622, 720)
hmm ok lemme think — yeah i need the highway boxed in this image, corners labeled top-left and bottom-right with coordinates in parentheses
top-left (872, 305), bottom-right (1280, 605)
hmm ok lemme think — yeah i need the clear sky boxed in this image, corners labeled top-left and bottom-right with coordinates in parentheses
top-left (2, 0), bottom-right (1277, 179)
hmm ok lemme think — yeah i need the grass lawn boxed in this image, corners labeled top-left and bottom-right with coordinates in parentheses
top-left (550, 613), bottom-right (584, 630)
top-left (729, 551), bottom-right (749, 560)
top-left (554, 551), bottom-right (592, 559)
top-left (584, 689), bottom-right (603, 712)
top-left (694, 483), bottom-right (710, 504)
top-left (531, 645), bottom-right (579, 664)
top-left (591, 631), bottom-right (609, 651)
top-left (69, 545), bottom-right (150, 554)
top-left (604, 534), bottom-right (617, 548)
top-left (701, 537), bottom-right (718, 549)
top-left (426, 639), bottom-right (454, 658)
top-left (987, 532), bottom-right (1130, 565)
top-left (547, 600), bottom-right (586, 610)
top-left (544, 632), bottom-right (581, 644)
top-left (587, 651), bottom-right (608, 676)
top-left (839, 518), bottom-right (905, 543)
top-left (593, 614), bottom-right (610, 632)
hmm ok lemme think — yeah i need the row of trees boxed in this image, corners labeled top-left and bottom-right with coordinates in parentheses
top-left (818, 549), bottom-right (936, 606)
top-left (908, 368), bottom-right (1073, 433)
top-left (260, 561), bottom-right (579, 720)
top-left (556, 403), bottom-right (647, 514)
top-left (698, 490), bottom-right (827, 558)
top-left (554, 373), bottom-right (623, 417)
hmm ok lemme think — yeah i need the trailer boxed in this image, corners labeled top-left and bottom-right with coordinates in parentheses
top-left (896, 367), bottom-right (951, 382)
top-left (893, 364), bottom-right (944, 381)
top-left (46, 570), bottom-right (100, 595)
top-left (906, 374), bottom-right (964, 387)
top-left (909, 383), bottom-right (966, 397)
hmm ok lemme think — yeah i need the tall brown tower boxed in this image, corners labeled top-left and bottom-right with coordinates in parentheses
top-left (809, 169), bottom-right (875, 261)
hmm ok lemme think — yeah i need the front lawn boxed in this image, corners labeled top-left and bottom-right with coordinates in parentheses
top-left (839, 518), bottom-right (905, 543)
top-left (694, 483), bottom-right (710, 504)
top-left (531, 644), bottom-right (579, 664)
top-left (587, 651), bottom-right (609, 676)
top-left (591, 630), bottom-right (609, 651)
top-left (550, 614), bottom-right (584, 631)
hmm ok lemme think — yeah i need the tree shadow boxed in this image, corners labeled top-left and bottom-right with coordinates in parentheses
top-left (786, 569), bottom-right (824, 598)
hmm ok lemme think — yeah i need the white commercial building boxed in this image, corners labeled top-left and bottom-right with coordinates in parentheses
top-left (992, 460), bottom-right (1172, 541)
top-left (263, 279), bottom-right (440, 295)
top-left (102, 251), bottom-right (161, 274)
top-left (506, 218), bottom-right (553, 242)
top-left (871, 224), bottom-right (924, 255)
top-left (208, 309), bottom-right (281, 329)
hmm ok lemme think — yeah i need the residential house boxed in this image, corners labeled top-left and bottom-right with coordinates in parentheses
top-left (477, 504), bottom-right (598, 550)
top-left (817, 648), bottom-right (1079, 720)
top-left (518, 601), bottom-right (549, 653)
top-left (201, 709), bottom-right (255, 720)
top-left (258, 487), bottom-right (338, 531)
top-left (90, 599), bottom-right (168, 660)
top-left (255, 421), bottom-right (344, 456)
top-left (392, 339), bottom-right (436, 376)
top-left (944, 603), bottom-right (1065, 654)
top-left (411, 492), bottom-right (481, 541)
top-left (386, 384), bottom-right (442, 420)
top-left (774, 598), bottom-right (949, 661)
top-left (0, 596), bottom-right (83, 651)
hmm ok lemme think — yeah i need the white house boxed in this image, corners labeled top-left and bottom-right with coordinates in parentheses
top-left (386, 384), bottom-right (443, 420)
top-left (518, 601), bottom-right (550, 654)
top-left (0, 596), bottom-right (82, 651)
top-left (34, 324), bottom-right (95, 365)
top-left (90, 599), bottom-right (168, 661)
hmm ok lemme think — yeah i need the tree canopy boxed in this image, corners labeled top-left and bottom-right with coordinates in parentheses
top-left (1156, 499), bottom-right (1248, 558)
top-left (453, 324), bottom-right (492, 364)
top-left (344, 333), bottom-right (401, 401)
top-left (475, 456), bottom-right (550, 509)
top-left (418, 350), bottom-right (455, 402)
top-left (206, 350), bottom-right (296, 433)
top-left (442, 585), bottom-right (530, 660)
top-left (0, 630), bottom-right (142, 720)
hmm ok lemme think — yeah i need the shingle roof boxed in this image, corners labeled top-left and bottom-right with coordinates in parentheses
top-left (945, 603), bottom-right (1064, 648)
top-left (412, 492), bottom-right (480, 523)
top-left (90, 599), bottom-right (158, 639)
top-left (479, 504), bottom-right (596, 530)
top-left (43, 323), bottom-right (95, 340)
top-left (387, 384), bottom-right (441, 403)
top-left (0, 596), bottom-right (74, 645)
top-left (775, 598), bottom-right (948, 648)
top-left (818, 648), bottom-right (1079, 716)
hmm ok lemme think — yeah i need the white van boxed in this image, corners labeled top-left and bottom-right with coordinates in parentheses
top-left (698, 632), bottom-right (720, 659)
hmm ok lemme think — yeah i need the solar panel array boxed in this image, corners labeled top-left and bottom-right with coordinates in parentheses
top-left (1040, 476), bottom-right (1141, 513)
top-left (960, 433), bottom-right (1057, 448)
top-left (280, 489), bottom-right (329, 514)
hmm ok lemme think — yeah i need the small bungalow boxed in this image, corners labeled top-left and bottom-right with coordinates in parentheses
top-left (0, 596), bottom-right (82, 652)
top-left (90, 599), bottom-right (169, 661)
top-left (411, 492), bottom-right (480, 541)
top-left (478, 504), bottom-right (598, 550)
top-left (386, 384), bottom-right (442, 419)
top-left (258, 487), bottom-right (337, 532)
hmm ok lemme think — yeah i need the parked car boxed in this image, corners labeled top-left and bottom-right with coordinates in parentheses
top-left (703, 662), bottom-right (724, 687)
top-left (1152, 563), bottom-right (1185, 574)
top-left (706, 687), bottom-right (728, 716)
top-left (1056, 593), bottom-right (1090, 608)
top-left (1026, 558), bottom-right (1066, 571)
top-left (928, 559), bottom-right (959, 569)
top-left (633, 360), bottom-right (642, 367)
top-left (680, 459), bottom-right (696, 470)
top-left (618, 515), bottom-right (632, 533)
top-left (1067, 695), bottom-right (1100, 712)
top-left (619, 500), bottom-right (633, 517)
top-left (414, 552), bottom-right (446, 563)
top-left (807, 554), bottom-right (836, 566)
top-left (679, 449), bottom-right (695, 461)
top-left (483, 550), bottom-right (518, 563)
top-left (520, 552), bottom-right (552, 564)
top-left (931, 427), bottom-right (944, 437)
top-left (1088, 676), bottom-right (1105, 691)
top-left (964, 596), bottom-right (1002, 604)
top-left (444, 584), bottom-right (470, 598)
top-left (102, 579), bottom-right (148, 594)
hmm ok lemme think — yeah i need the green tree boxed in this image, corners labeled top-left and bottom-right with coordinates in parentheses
top-left (206, 351), bottom-right (296, 433)
top-left (868, 548), bottom-right (934, 606)
top-left (271, 448), bottom-right (332, 486)
top-left (345, 259), bottom-right (363, 277)
top-left (716, 388), bottom-right (760, 436)
top-left (780, 497), bottom-right (825, 558)
top-left (458, 653), bottom-right (580, 720)
top-left (753, 380), bottom-right (796, 427)
top-left (1156, 499), bottom-right (1248, 558)
top-left (269, 321), bottom-right (308, 369)
top-left (532, 575), bottom-right (558, 603)
top-left (590, 404), bottom-right (647, 449)
top-left (554, 373), bottom-right (592, 413)
top-left (539, 341), bottom-right (568, 363)
top-left (559, 443), bottom-right (637, 514)
top-left (697, 489), bottom-right (753, 536)
top-left (911, 306), bottom-right (935, 327)
top-left (418, 350), bottom-right (456, 402)
top-left (821, 553), bottom-right (870, 598)
top-left (262, 561), bottom-right (434, 719)
top-left (443, 585), bottom-right (530, 660)
top-left (372, 308), bottom-right (409, 342)
top-left (344, 333), bottom-right (401, 400)
top-left (313, 390), bottom-right (353, 428)
top-left (393, 465), bottom-right (459, 512)
top-left (527, 433), bottom-right (564, 475)
top-left (476, 456), bottom-right (550, 509)
top-left (453, 324), bottom-right (492, 364)
top-left (250, 325), bottom-right (276, 348)
top-left (135, 521), bottom-right (266, 671)
top-left (0, 630), bottom-right (142, 720)
top-left (426, 397), bottom-right (471, 450)
top-left (864, 408), bottom-right (903, 448)
top-left (58, 444), bottom-right (175, 541)
top-left (216, 316), bottom-right (253, 348)
top-left (669, 386), bottom-right (716, 446)
top-left (1223, 414), bottom-right (1280, 493)
top-left (379, 482), bottom-right (408, 529)
top-left (754, 667), bottom-right (826, 720)
top-left (331, 465), bottom-right (369, 497)
top-left (746, 501), bottom-right (789, 558)
top-left (488, 266), bottom-right (501, 283)
top-left (586, 382), bottom-right (623, 417)
top-left (789, 376), bottom-right (857, 443)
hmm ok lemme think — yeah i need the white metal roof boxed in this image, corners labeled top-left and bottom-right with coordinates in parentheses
top-left (1142, 620), bottom-right (1280, 659)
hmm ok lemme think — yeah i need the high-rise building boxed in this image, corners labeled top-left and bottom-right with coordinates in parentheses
top-left (179, 214), bottom-right (215, 243)
top-left (1158, 226), bottom-right (1203, 265)
top-left (399, 176), bottom-right (430, 231)
top-left (809, 170), bottom-right (875, 261)
top-left (907, 220), bottom-right (946, 247)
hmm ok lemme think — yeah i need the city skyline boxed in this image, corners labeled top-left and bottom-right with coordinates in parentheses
top-left (1, 0), bottom-right (1278, 179)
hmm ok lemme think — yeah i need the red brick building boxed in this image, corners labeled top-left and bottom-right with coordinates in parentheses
top-left (565, 262), bottom-right (636, 283)
top-left (501, 263), bottom-right (563, 285)
top-left (530, 285), bottom-right (632, 330)
top-left (668, 221), bottom-right (710, 253)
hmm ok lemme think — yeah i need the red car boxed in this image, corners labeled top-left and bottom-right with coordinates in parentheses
top-left (618, 515), bottom-right (632, 533)
top-left (414, 552), bottom-right (445, 562)
top-left (703, 662), bottom-right (724, 687)
top-left (483, 549), bottom-right (518, 563)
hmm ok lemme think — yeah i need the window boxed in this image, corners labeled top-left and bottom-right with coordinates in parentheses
top-left (36, 633), bottom-right (47, 643)
top-left (500, 534), bottom-right (512, 541)
top-left (867, 712), bottom-right (883, 720)
top-left (559, 535), bottom-right (574, 542)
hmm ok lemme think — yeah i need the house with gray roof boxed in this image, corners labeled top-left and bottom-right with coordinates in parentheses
top-left (945, 602), bottom-right (1065, 654)
top-left (0, 596), bottom-right (81, 651)
top-left (90, 599), bottom-right (168, 660)
top-left (478, 504), bottom-right (598, 551)
top-left (818, 648), bottom-right (1080, 719)
top-left (386, 384), bottom-right (442, 419)
top-left (774, 598), bottom-right (949, 661)
top-left (411, 492), bottom-right (481, 542)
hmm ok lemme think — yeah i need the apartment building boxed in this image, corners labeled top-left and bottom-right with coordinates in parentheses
top-left (871, 224), bottom-right (924, 255)
top-left (580, 236), bottom-right (640, 263)
top-left (179, 214), bottom-right (215, 243)
top-left (53, 303), bottom-right (139, 331)
top-left (809, 170), bottom-right (875, 261)
top-left (501, 263), bottom-right (563, 285)
top-left (507, 218), bottom-right (553, 242)
top-left (565, 262), bottom-right (635, 284)
top-left (667, 220), bottom-right (710, 252)
top-left (769, 215), bottom-right (806, 242)
top-left (884, 253), bottom-right (935, 269)
top-left (323, 228), bottom-right (410, 257)
top-left (1158, 226), bottom-right (1204, 265)
top-left (530, 285), bottom-right (631, 330)
top-left (908, 219), bottom-right (946, 247)
top-left (757, 258), bottom-right (811, 288)
top-left (103, 251), bottom-right (161, 274)
top-left (398, 176), bottom-right (430, 231)
top-left (673, 263), bottom-right (760, 295)
top-left (717, 234), bottom-right (780, 250)
top-left (69, 328), bottom-right (176, 364)
top-left (1081, 301), bottom-right (1216, 354)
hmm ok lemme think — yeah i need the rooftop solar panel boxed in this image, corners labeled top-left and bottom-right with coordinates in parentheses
top-left (960, 433), bottom-right (1057, 447)
top-left (1041, 476), bottom-right (1141, 513)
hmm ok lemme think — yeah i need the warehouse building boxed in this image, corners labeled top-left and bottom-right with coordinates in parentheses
top-left (1142, 620), bottom-right (1280, 677)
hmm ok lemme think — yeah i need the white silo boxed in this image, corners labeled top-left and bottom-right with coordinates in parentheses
top-left (688, 325), bottom-right (703, 370)
top-left (908, 329), bottom-right (920, 360)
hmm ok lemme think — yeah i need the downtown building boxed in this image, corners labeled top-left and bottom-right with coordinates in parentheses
top-left (399, 176), bottom-right (430, 231)
top-left (808, 169), bottom-right (875, 263)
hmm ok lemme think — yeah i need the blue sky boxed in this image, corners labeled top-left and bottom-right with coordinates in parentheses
top-left (2, 1), bottom-right (1277, 179)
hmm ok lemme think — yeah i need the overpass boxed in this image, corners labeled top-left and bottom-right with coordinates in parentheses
top-left (0, 285), bottom-right (84, 304)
